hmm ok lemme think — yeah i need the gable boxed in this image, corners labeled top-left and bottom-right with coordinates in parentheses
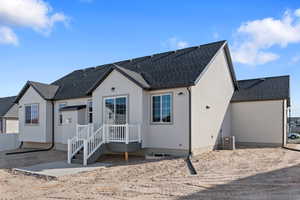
top-left (93, 69), bottom-right (143, 94)
top-left (4, 104), bottom-right (18, 118)
top-left (19, 86), bottom-right (46, 104)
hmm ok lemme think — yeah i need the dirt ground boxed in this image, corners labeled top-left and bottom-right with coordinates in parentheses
top-left (1, 147), bottom-right (300, 200)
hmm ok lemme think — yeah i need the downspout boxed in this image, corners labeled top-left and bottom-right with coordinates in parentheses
top-left (6, 101), bottom-right (55, 155)
top-left (185, 87), bottom-right (197, 175)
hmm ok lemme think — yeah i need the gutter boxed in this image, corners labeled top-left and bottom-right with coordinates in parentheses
top-left (185, 87), bottom-right (197, 175)
top-left (6, 101), bottom-right (55, 155)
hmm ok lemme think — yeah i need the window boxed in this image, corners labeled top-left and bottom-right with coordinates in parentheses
top-left (151, 93), bottom-right (172, 123)
top-left (0, 119), bottom-right (3, 133)
top-left (87, 100), bottom-right (93, 124)
top-left (25, 104), bottom-right (39, 125)
top-left (104, 96), bottom-right (127, 125)
top-left (59, 103), bottom-right (67, 125)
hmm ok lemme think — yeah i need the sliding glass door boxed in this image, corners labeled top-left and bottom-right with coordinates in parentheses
top-left (104, 96), bottom-right (127, 125)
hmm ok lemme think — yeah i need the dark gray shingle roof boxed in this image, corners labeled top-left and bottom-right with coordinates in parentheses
top-left (232, 75), bottom-right (290, 105)
top-left (15, 81), bottom-right (59, 103)
top-left (15, 40), bottom-right (237, 101)
top-left (52, 40), bottom-right (237, 100)
top-left (0, 96), bottom-right (16, 117)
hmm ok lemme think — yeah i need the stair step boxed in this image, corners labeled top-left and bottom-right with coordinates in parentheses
top-left (74, 153), bottom-right (83, 159)
top-left (72, 158), bottom-right (83, 164)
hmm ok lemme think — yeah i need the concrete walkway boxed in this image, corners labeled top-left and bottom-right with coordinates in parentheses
top-left (0, 149), bottom-right (66, 169)
top-left (14, 161), bottom-right (111, 177)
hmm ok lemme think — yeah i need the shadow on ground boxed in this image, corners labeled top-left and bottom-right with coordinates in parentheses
top-left (178, 164), bottom-right (300, 200)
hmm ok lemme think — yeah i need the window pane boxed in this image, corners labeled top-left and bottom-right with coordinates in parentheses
top-left (25, 106), bottom-right (31, 124)
top-left (152, 96), bottom-right (161, 122)
top-left (60, 114), bottom-right (63, 124)
top-left (162, 95), bottom-right (171, 122)
top-left (115, 97), bottom-right (126, 124)
top-left (59, 103), bottom-right (66, 124)
top-left (88, 101), bottom-right (93, 112)
top-left (31, 104), bottom-right (39, 124)
top-left (105, 99), bottom-right (114, 123)
top-left (0, 119), bottom-right (3, 133)
top-left (89, 113), bottom-right (93, 123)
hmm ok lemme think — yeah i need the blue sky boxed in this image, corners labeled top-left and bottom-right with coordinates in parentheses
top-left (0, 0), bottom-right (300, 115)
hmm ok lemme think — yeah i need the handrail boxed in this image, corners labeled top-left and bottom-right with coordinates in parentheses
top-left (83, 126), bottom-right (104, 166)
top-left (69, 123), bottom-right (142, 165)
top-left (67, 137), bottom-right (83, 164)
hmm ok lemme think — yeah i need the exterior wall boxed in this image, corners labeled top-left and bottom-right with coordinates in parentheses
top-left (191, 48), bottom-right (235, 154)
top-left (0, 133), bottom-right (19, 151)
top-left (143, 88), bottom-right (189, 151)
top-left (92, 70), bottom-right (144, 130)
top-left (18, 86), bottom-right (52, 143)
top-left (54, 97), bottom-right (89, 145)
top-left (5, 119), bottom-right (19, 133)
top-left (4, 104), bottom-right (18, 118)
top-left (231, 100), bottom-right (284, 145)
top-left (220, 105), bottom-right (232, 138)
top-left (92, 70), bottom-right (189, 153)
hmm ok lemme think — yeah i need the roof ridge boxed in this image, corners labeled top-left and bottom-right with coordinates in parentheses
top-left (238, 75), bottom-right (290, 82)
top-left (71, 40), bottom-right (227, 72)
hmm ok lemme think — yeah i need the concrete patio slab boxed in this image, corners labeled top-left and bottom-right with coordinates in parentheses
top-left (14, 161), bottom-right (111, 177)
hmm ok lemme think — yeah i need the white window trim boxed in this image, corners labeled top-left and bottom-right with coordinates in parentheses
top-left (24, 103), bottom-right (39, 125)
top-left (87, 99), bottom-right (93, 124)
top-left (150, 93), bottom-right (173, 124)
top-left (58, 103), bottom-right (67, 125)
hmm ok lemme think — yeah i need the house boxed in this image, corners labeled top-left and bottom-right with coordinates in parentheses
top-left (0, 96), bottom-right (18, 134)
top-left (11, 40), bottom-right (290, 165)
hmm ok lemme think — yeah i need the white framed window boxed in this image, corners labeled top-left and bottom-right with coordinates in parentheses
top-left (58, 103), bottom-right (67, 125)
top-left (25, 104), bottom-right (39, 125)
top-left (151, 93), bottom-right (172, 124)
top-left (87, 100), bottom-right (93, 124)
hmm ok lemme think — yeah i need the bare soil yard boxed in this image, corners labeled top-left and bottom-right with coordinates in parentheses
top-left (1, 148), bottom-right (300, 199)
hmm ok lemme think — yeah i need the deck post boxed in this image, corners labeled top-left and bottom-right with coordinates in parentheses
top-left (138, 124), bottom-right (141, 143)
top-left (125, 152), bottom-right (128, 161)
top-left (83, 139), bottom-right (88, 166)
top-left (67, 139), bottom-right (71, 164)
top-left (125, 124), bottom-right (129, 144)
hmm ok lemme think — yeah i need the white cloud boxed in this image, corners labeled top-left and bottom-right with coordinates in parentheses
top-left (232, 9), bottom-right (300, 65)
top-left (0, 26), bottom-right (18, 45)
top-left (163, 37), bottom-right (189, 50)
top-left (291, 55), bottom-right (300, 63)
top-left (295, 9), bottom-right (300, 17)
top-left (0, 0), bottom-right (68, 45)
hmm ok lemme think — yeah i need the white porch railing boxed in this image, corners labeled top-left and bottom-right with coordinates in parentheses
top-left (67, 136), bottom-right (83, 164)
top-left (69, 123), bottom-right (141, 166)
top-left (76, 124), bottom-right (93, 139)
top-left (104, 124), bottom-right (141, 144)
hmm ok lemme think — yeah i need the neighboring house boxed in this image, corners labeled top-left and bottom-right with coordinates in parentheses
top-left (12, 40), bottom-right (290, 165)
top-left (221, 76), bottom-right (290, 147)
top-left (289, 117), bottom-right (300, 133)
top-left (0, 96), bottom-right (19, 134)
